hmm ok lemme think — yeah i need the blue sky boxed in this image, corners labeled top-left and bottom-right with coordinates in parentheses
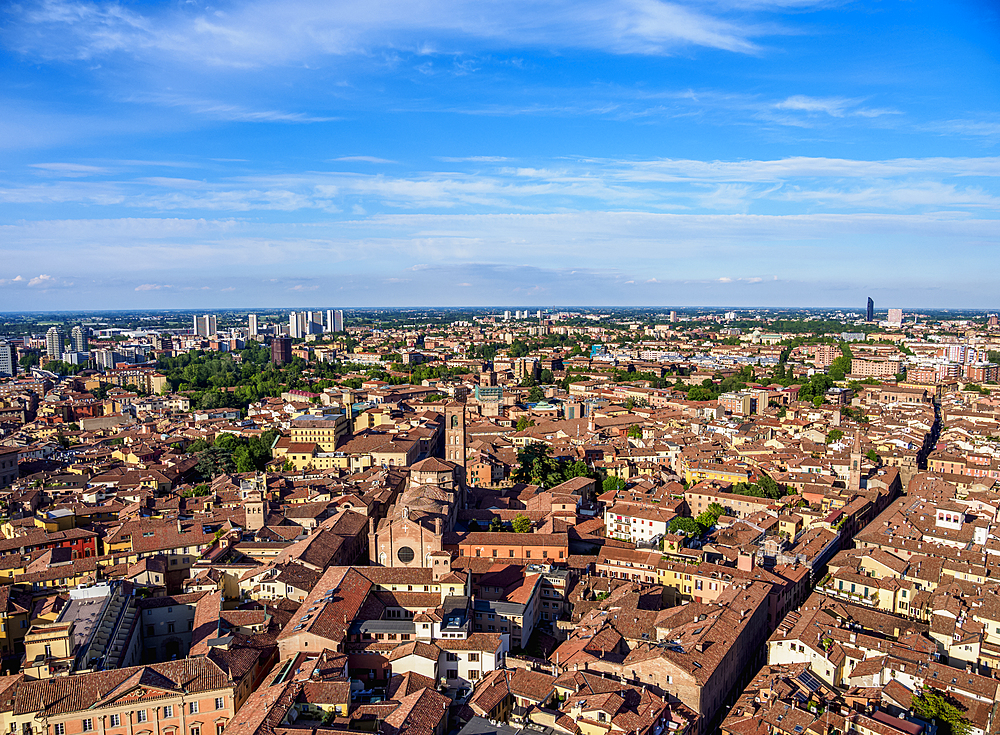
top-left (1, 0), bottom-right (998, 310)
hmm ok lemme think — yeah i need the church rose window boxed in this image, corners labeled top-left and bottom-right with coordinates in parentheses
top-left (397, 546), bottom-right (415, 563)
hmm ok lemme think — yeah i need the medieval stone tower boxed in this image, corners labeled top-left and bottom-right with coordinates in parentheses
top-left (444, 402), bottom-right (467, 470)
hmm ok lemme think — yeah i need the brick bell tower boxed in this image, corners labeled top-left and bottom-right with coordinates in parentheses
top-left (444, 402), bottom-right (467, 496)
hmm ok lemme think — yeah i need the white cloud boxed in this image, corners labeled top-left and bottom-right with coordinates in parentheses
top-left (146, 95), bottom-right (339, 123)
top-left (30, 162), bottom-right (109, 176)
top-left (0, 275), bottom-right (25, 286)
top-left (775, 95), bottom-right (860, 117)
top-left (437, 156), bottom-right (510, 162)
top-left (5, 0), bottom-right (779, 74)
top-left (135, 283), bottom-right (172, 291)
top-left (27, 274), bottom-right (71, 288)
top-left (331, 156), bottom-right (397, 164)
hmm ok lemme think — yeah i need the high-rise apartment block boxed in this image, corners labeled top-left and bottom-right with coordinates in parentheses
top-left (0, 340), bottom-right (16, 377)
top-left (193, 314), bottom-right (217, 337)
top-left (45, 327), bottom-right (63, 360)
top-left (866, 297), bottom-right (874, 322)
top-left (248, 314), bottom-right (258, 337)
top-left (325, 309), bottom-right (344, 333)
top-left (70, 325), bottom-right (88, 353)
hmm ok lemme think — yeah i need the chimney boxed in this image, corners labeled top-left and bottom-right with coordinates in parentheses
top-left (435, 517), bottom-right (443, 536)
top-left (737, 552), bottom-right (754, 572)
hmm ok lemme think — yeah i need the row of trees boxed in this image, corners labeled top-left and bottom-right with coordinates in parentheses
top-left (468, 515), bottom-right (533, 533)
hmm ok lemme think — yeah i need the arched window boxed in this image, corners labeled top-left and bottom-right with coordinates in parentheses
top-left (451, 415), bottom-right (459, 428)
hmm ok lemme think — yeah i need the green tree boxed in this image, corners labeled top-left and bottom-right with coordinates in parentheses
top-left (866, 449), bottom-right (881, 464)
top-left (489, 517), bottom-right (504, 532)
top-left (509, 340), bottom-right (530, 358)
top-left (731, 473), bottom-right (784, 500)
top-left (626, 425), bottom-right (643, 439)
top-left (911, 690), bottom-right (971, 735)
top-left (706, 502), bottom-right (726, 517)
top-left (511, 515), bottom-right (532, 533)
top-left (182, 484), bottom-right (212, 498)
top-left (826, 429), bottom-right (844, 444)
top-left (669, 516), bottom-right (702, 536)
top-left (527, 386), bottom-right (545, 402)
top-left (196, 446), bottom-right (235, 480)
top-left (233, 446), bottom-right (256, 473)
top-left (694, 502), bottom-right (727, 531)
top-left (515, 416), bottom-right (535, 431)
top-left (687, 386), bottom-right (714, 401)
top-left (603, 476), bottom-right (626, 495)
top-left (187, 438), bottom-right (210, 454)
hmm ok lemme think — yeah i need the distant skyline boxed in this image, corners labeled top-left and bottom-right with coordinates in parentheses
top-left (2, 0), bottom-right (998, 310)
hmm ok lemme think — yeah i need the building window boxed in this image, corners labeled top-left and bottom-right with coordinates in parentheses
top-left (469, 670), bottom-right (480, 680)
top-left (446, 652), bottom-right (459, 662)
top-left (109, 715), bottom-right (121, 727)
top-left (54, 725), bottom-right (65, 735)
top-left (82, 720), bottom-right (93, 733)
top-left (447, 670), bottom-right (457, 679)
top-left (526, 551), bottom-right (531, 559)
top-left (190, 703), bottom-right (199, 714)
top-left (164, 706), bottom-right (174, 718)
top-left (191, 728), bottom-right (200, 735)
top-left (168, 623), bottom-right (175, 633)
top-left (469, 653), bottom-right (479, 662)
top-left (215, 698), bottom-right (224, 710)
top-left (136, 711), bottom-right (147, 724)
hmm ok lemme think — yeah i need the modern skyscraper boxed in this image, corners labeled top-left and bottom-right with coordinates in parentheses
top-left (70, 325), bottom-right (88, 352)
top-left (0, 340), bottom-right (16, 377)
top-left (866, 297), bottom-right (874, 322)
top-left (271, 336), bottom-right (292, 365)
top-left (248, 314), bottom-right (258, 337)
top-left (288, 312), bottom-right (308, 338)
top-left (193, 314), bottom-right (217, 337)
top-left (332, 309), bottom-right (344, 332)
top-left (45, 327), bottom-right (63, 360)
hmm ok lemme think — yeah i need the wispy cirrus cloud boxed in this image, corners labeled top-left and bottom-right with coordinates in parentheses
top-left (3, 154), bottom-right (1000, 216)
top-left (331, 156), bottom-right (397, 164)
top-left (3, 0), bottom-right (788, 70)
top-left (30, 162), bottom-right (109, 176)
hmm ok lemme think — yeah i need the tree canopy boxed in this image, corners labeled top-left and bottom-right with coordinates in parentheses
top-left (911, 690), bottom-right (971, 735)
top-left (511, 444), bottom-right (598, 489)
top-left (511, 515), bottom-right (532, 533)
